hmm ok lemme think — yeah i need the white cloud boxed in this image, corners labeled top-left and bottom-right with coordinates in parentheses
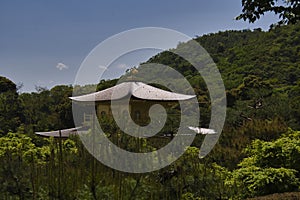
top-left (117, 63), bottom-right (127, 69)
top-left (56, 62), bottom-right (69, 71)
top-left (98, 65), bottom-right (108, 70)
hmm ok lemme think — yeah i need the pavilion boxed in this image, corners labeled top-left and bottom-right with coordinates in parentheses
top-left (35, 81), bottom-right (216, 137)
top-left (70, 81), bottom-right (195, 126)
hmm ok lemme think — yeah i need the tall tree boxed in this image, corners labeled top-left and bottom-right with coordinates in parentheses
top-left (49, 85), bottom-right (74, 129)
top-left (0, 76), bottom-right (22, 135)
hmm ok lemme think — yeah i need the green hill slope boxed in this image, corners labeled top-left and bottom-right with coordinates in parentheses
top-left (138, 23), bottom-right (300, 168)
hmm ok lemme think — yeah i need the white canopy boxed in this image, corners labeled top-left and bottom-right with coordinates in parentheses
top-left (70, 82), bottom-right (195, 102)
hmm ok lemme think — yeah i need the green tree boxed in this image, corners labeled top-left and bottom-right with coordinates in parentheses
top-left (0, 133), bottom-right (50, 199)
top-left (230, 129), bottom-right (300, 198)
top-left (20, 85), bottom-right (74, 133)
top-left (232, 166), bottom-right (299, 198)
top-left (237, 0), bottom-right (300, 25)
top-left (236, 0), bottom-right (300, 24)
top-left (49, 85), bottom-right (74, 129)
top-left (0, 76), bottom-right (23, 135)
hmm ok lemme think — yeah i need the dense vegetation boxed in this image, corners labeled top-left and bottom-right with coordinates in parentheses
top-left (1, 23), bottom-right (300, 199)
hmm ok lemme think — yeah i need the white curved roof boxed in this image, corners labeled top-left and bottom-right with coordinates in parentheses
top-left (70, 82), bottom-right (195, 102)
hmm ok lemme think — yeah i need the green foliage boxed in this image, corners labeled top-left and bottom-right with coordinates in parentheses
top-left (0, 76), bottom-right (23, 135)
top-left (181, 192), bottom-right (201, 200)
top-left (240, 129), bottom-right (300, 171)
top-left (96, 79), bottom-right (118, 91)
top-left (237, 0), bottom-right (300, 25)
top-left (0, 133), bottom-right (50, 199)
top-left (145, 23), bottom-right (300, 132)
top-left (19, 85), bottom-right (74, 132)
top-left (232, 166), bottom-right (299, 198)
top-left (0, 76), bottom-right (18, 93)
top-left (230, 129), bottom-right (300, 198)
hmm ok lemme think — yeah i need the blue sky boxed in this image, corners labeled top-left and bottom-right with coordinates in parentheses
top-left (0, 0), bottom-right (278, 92)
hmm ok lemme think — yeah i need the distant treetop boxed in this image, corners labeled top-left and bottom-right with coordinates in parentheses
top-left (0, 76), bottom-right (17, 93)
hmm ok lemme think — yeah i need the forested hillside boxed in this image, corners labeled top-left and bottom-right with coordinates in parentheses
top-left (0, 23), bottom-right (300, 199)
top-left (148, 23), bottom-right (300, 130)
top-left (144, 23), bottom-right (300, 169)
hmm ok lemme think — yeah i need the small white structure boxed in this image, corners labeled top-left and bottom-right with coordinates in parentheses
top-left (35, 127), bottom-right (82, 138)
top-left (188, 126), bottom-right (217, 135)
